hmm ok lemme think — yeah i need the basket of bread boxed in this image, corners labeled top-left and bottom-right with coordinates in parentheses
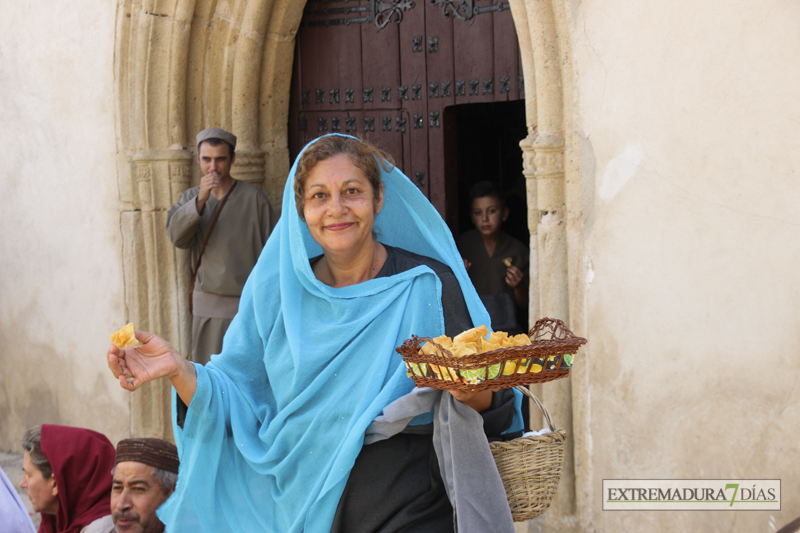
top-left (396, 318), bottom-right (587, 392)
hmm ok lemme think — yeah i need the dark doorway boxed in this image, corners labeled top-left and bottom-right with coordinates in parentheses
top-left (287, 1), bottom-right (524, 223)
top-left (444, 99), bottom-right (529, 245)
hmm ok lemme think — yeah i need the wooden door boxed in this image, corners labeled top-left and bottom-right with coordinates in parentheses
top-left (288, 0), bottom-right (524, 226)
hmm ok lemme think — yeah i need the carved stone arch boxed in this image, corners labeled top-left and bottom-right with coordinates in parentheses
top-left (114, 0), bottom-right (307, 442)
top-left (115, 0), bottom-right (588, 528)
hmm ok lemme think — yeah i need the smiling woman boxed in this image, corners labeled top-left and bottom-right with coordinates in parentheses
top-left (295, 138), bottom-right (388, 288)
top-left (107, 134), bottom-right (524, 533)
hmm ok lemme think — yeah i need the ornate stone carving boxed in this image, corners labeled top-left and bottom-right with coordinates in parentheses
top-left (133, 150), bottom-right (193, 210)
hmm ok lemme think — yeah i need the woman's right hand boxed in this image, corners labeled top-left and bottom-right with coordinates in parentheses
top-left (107, 330), bottom-right (185, 392)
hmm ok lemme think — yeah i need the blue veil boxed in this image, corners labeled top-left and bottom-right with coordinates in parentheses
top-left (159, 134), bottom-right (513, 532)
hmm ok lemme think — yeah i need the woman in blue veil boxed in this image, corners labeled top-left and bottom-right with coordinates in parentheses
top-left (107, 134), bottom-right (523, 532)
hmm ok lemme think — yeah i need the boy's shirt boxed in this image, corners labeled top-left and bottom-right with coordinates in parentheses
top-left (456, 229), bottom-right (529, 332)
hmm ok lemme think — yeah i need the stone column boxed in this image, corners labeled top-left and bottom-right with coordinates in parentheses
top-left (230, 0), bottom-right (271, 188)
top-left (514, 0), bottom-right (578, 524)
top-left (259, 0), bottom-right (308, 213)
top-left (129, 149), bottom-right (193, 439)
top-left (115, 0), bottom-right (196, 440)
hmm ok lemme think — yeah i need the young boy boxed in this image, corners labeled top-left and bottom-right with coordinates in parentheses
top-left (457, 181), bottom-right (529, 334)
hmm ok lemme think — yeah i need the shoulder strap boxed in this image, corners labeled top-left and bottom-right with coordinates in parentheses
top-left (189, 180), bottom-right (239, 314)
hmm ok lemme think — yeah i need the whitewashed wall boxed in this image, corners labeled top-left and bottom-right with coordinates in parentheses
top-left (573, 1), bottom-right (800, 531)
top-left (0, 0), bottom-right (130, 450)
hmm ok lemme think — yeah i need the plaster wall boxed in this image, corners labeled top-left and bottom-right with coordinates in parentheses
top-left (572, 1), bottom-right (800, 530)
top-left (0, 0), bottom-right (131, 451)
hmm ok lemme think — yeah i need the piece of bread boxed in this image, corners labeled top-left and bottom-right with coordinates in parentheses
top-left (111, 323), bottom-right (139, 349)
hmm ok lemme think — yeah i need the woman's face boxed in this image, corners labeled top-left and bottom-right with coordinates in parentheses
top-left (21, 451), bottom-right (58, 515)
top-left (302, 154), bottom-right (383, 256)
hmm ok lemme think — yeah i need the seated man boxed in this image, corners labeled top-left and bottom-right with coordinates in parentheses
top-left (86, 438), bottom-right (179, 533)
top-left (21, 424), bottom-right (115, 533)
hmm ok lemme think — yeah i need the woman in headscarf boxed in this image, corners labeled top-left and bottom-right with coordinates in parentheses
top-left (20, 425), bottom-right (115, 533)
top-left (107, 135), bottom-right (523, 532)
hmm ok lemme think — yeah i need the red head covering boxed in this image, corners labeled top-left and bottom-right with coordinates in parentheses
top-left (38, 425), bottom-right (115, 533)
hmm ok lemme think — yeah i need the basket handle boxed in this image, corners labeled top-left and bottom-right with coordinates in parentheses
top-left (514, 386), bottom-right (558, 432)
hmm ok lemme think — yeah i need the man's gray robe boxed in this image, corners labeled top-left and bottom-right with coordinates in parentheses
top-left (166, 180), bottom-right (275, 364)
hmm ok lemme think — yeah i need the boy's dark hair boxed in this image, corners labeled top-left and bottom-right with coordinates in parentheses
top-left (468, 181), bottom-right (506, 209)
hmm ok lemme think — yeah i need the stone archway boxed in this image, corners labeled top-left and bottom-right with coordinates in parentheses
top-left (114, 0), bottom-right (590, 529)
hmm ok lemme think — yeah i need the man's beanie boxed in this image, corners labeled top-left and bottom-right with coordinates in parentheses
top-left (115, 438), bottom-right (179, 474)
top-left (196, 127), bottom-right (237, 151)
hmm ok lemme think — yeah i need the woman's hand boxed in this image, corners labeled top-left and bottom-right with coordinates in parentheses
top-left (108, 330), bottom-right (198, 405)
top-left (449, 389), bottom-right (494, 413)
top-left (107, 330), bottom-right (179, 391)
top-left (108, 331), bottom-right (184, 391)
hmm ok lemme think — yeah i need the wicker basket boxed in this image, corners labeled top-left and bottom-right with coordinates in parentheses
top-left (490, 386), bottom-right (566, 521)
top-left (397, 318), bottom-right (587, 392)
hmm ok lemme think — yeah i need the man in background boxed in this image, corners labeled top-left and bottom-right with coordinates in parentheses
top-left (167, 127), bottom-right (276, 364)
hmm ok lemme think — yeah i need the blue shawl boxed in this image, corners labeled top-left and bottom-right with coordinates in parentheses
top-left (159, 134), bottom-right (516, 532)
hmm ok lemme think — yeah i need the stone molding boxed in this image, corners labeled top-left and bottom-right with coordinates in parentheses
top-left (512, 1), bottom-right (589, 530)
top-left (231, 149), bottom-right (267, 187)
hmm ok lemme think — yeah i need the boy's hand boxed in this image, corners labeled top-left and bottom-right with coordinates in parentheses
top-left (463, 258), bottom-right (472, 271)
top-left (505, 265), bottom-right (524, 288)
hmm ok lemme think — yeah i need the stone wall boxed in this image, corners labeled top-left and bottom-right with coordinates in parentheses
top-left (572, 1), bottom-right (800, 531)
top-left (0, 0), bottom-right (131, 449)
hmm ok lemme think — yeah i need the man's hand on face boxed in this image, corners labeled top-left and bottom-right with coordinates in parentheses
top-left (196, 171), bottom-right (222, 213)
top-left (195, 141), bottom-right (235, 213)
